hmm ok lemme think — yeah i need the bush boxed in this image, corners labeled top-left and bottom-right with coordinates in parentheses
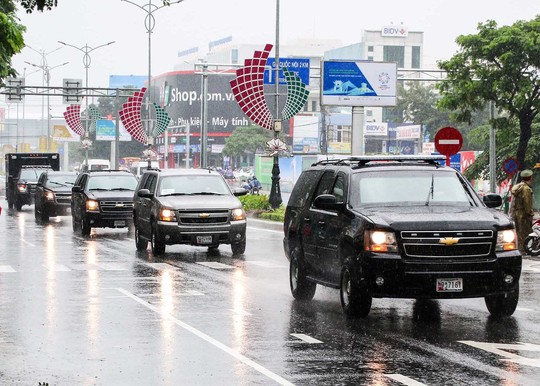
top-left (239, 194), bottom-right (271, 211)
top-left (258, 206), bottom-right (285, 222)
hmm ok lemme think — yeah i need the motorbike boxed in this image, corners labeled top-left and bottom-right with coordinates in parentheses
top-left (524, 218), bottom-right (540, 256)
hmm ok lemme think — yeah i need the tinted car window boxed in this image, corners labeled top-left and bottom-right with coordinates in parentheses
top-left (350, 170), bottom-right (474, 207)
top-left (88, 175), bottom-right (138, 190)
top-left (158, 175), bottom-right (230, 196)
top-left (288, 169), bottom-right (322, 208)
top-left (314, 170), bottom-right (336, 196)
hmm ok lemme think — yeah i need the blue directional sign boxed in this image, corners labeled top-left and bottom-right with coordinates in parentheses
top-left (264, 58), bottom-right (310, 85)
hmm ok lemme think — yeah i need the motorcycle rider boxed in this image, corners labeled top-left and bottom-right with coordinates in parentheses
top-left (511, 169), bottom-right (534, 254)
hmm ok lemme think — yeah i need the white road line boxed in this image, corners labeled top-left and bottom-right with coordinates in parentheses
top-left (44, 264), bottom-right (71, 272)
top-left (116, 288), bottom-right (294, 386)
top-left (290, 334), bottom-right (323, 344)
top-left (20, 239), bottom-right (36, 247)
top-left (384, 374), bottom-right (427, 385)
top-left (248, 261), bottom-right (288, 268)
top-left (97, 263), bottom-right (128, 271)
top-left (140, 262), bottom-right (180, 271)
top-left (197, 261), bottom-right (236, 270)
top-left (516, 307), bottom-right (534, 312)
top-left (137, 290), bottom-right (204, 297)
top-left (0, 265), bottom-right (16, 273)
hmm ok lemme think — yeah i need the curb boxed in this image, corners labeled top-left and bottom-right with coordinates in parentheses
top-left (246, 216), bottom-right (283, 232)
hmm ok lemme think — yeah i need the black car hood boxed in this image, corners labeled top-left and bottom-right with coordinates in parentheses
top-left (48, 186), bottom-right (73, 194)
top-left (357, 205), bottom-right (512, 231)
top-left (88, 191), bottom-right (135, 201)
top-left (157, 194), bottom-right (242, 210)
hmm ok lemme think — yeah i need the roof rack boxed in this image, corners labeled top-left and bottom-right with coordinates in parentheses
top-left (313, 155), bottom-right (446, 167)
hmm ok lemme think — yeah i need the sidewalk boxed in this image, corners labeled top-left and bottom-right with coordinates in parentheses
top-left (246, 215), bottom-right (283, 232)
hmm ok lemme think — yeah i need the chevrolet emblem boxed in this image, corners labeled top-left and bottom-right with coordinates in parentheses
top-left (439, 237), bottom-right (459, 246)
top-left (115, 203), bottom-right (124, 207)
top-left (199, 213), bottom-right (210, 218)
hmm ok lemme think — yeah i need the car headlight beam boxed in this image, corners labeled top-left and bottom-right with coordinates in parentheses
top-left (365, 230), bottom-right (398, 253)
top-left (231, 208), bottom-right (246, 221)
top-left (496, 229), bottom-right (517, 251)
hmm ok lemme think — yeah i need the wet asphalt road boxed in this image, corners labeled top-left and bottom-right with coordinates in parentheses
top-left (1, 205), bottom-right (540, 385)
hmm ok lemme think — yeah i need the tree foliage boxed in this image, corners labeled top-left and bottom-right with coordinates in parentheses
top-left (437, 16), bottom-right (540, 170)
top-left (0, 3), bottom-right (25, 86)
top-left (222, 126), bottom-right (274, 158)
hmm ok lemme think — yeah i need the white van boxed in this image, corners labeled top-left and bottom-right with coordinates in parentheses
top-left (130, 161), bottom-right (159, 178)
top-left (81, 159), bottom-right (111, 172)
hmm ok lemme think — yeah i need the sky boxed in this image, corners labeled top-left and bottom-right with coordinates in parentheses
top-left (6, 0), bottom-right (540, 117)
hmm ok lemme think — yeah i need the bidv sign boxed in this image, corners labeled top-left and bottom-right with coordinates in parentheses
top-left (381, 25), bottom-right (408, 37)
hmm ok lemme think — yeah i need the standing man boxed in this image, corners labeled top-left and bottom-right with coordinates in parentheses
top-left (511, 169), bottom-right (534, 253)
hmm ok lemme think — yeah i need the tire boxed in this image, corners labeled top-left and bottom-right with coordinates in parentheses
top-left (151, 223), bottom-right (165, 255)
top-left (340, 257), bottom-right (372, 318)
top-left (81, 217), bottom-right (91, 236)
top-left (231, 239), bottom-right (246, 256)
top-left (41, 210), bottom-right (49, 222)
top-left (15, 200), bottom-right (22, 211)
top-left (135, 224), bottom-right (148, 251)
top-left (208, 244), bottom-right (220, 253)
top-left (485, 283), bottom-right (519, 317)
top-left (72, 219), bottom-right (79, 232)
top-left (524, 235), bottom-right (540, 256)
top-left (289, 247), bottom-right (316, 301)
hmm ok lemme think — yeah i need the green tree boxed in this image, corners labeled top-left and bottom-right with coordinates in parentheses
top-left (223, 126), bottom-right (274, 165)
top-left (437, 16), bottom-right (540, 170)
top-left (0, 2), bottom-right (25, 86)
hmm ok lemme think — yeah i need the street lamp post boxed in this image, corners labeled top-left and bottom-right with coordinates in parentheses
top-left (120, 0), bottom-right (184, 167)
top-left (269, 0), bottom-right (283, 209)
top-left (25, 45), bottom-right (64, 151)
top-left (57, 40), bottom-right (115, 167)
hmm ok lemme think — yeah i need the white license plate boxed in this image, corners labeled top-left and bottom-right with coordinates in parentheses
top-left (196, 235), bottom-right (213, 245)
top-left (114, 220), bottom-right (126, 227)
top-left (436, 278), bottom-right (463, 292)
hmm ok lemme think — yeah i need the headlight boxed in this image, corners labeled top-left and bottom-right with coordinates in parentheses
top-left (45, 191), bottom-right (55, 201)
top-left (17, 183), bottom-right (27, 192)
top-left (365, 230), bottom-right (398, 253)
top-left (86, 200), bottom-right (100, 212)
top-left (159, 208), bottom-right (176, 222)
top-left (231, 208), bottom-right (246, 221)
top-left (496, 229), bottom-right (517, 251)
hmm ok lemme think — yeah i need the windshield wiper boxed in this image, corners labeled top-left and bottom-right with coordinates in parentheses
top-left (110, 188), bottom-right (134, 191)
top-left (425, 174), bottom-right (434, 206)
top-left (89, 188), bottom-right (109, 191)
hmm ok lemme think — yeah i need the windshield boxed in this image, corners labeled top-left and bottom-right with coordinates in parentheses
top-left (158, 175), bottom-right (230, 196)
top-left (18, 168), bottom-right (46, 181)
top-left (350, 170), bottom-right (475, 208)
top-left (46, 173), bottom-right (78, 187)
top-left (88, 175), bottom-right (138, 191)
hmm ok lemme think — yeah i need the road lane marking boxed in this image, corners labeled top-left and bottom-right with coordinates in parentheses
top-left (137, 290), bottom-right (204, 297)
top-left (0, 265), bottom-right (16, 273)
top-left (96, 263), bottom-right (128, 271)
top-left (196, 261), bottom-right (235, 270)
top-left (248, 261), bottom-right (288, 268)
top-left (290, 334), bottom-right (322, 344)
top-left (44, 264), bottom-right (71, 272)
top-left (116, 288), bottom-right (294, 386)
top-left (384, 374), bottom-right (427, 385)
top-left (140, 262), bottom-right (181, 271)
top-left (459, 341), bottom-right (540, 368)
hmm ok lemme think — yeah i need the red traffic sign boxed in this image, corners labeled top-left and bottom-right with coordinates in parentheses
top-left (435, 127), bottom-right (463, 156)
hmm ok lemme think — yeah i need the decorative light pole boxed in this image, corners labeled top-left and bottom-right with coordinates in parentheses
top-left (57, 40), bottom-right (115, 166)
top-left (120, 0), bottom-right (184, 167)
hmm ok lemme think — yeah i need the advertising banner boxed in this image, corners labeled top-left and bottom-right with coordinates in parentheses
top-left (264, 58), bottom-right (310, 85)
top-left (321, 61), bottom-right (397, 107)
top-left (292, 115), bottom-right (319, 153)
top-left (396, 124), bottom-right (421, 140)
top-left (96, 120), bottom-right (132, 141)
top-left (365, 122), bottom-right (388, 136)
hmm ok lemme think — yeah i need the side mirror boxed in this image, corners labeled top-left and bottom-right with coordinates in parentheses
top-left (233, 187), bottom-right (249, 196)
top-left (313, 194), bottom-right (343, 211)
top-left (72, 186), bottom-right (82, 193)
top-left (483, 193), bottom-right (502, 208)
top-left (137, 189), bottom-right (153, 198)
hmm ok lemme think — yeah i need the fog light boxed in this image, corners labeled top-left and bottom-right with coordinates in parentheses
top-left (165, 234), bottom-right (170, 241)
top-left (504, 274), bottom-right (514, 284)
top-left (375, 276), bottom-right (384, 286)
top-left (235, 233), bottom-right (242, 240)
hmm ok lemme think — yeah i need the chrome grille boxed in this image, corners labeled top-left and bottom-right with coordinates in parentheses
top-left (401, 230), bottom-right (493, 260)
top-left (178, 210), bottom-right (229, 225)
top-left (100, 200), bottom-right (133, 213)
top-left (55, 193), bottom-right (71, 204)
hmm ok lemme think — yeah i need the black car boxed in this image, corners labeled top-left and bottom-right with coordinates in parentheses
top-left (71, 170), bottom-right (138, 236)
top-left (283, 155), bottom-right (522, 318)
top-left (133, 168), bottom-right (248, 255)
top-left (34, 170), bottom-right (78, 221)
top-left (13, 166), bottom-right (53, 210)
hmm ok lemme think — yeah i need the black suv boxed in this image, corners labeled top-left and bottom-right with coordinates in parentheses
top-left (34, 170), bottom-right (78, 221)
top-left (283, 155), bottom-right (522, 318)
top-left (71, 170), bottom-right (138, 236)
top-left (133, 168), bottom-right (248, 255)
top-left (13, 167), bottom-right (52, 210)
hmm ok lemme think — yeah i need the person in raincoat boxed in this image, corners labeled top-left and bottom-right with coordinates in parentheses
top-left (511, 169), bottom-right (534, 253)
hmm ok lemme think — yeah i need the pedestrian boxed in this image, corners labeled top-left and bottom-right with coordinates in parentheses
top-left (511, 169), bottom-right (534, 254)
top-left (250, 176), bottom-right (262, 195)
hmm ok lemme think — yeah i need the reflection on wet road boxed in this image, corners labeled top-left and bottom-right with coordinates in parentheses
top-left (0, 208), bottom-right (540, 385)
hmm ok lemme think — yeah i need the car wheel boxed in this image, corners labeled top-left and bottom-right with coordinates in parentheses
top-left (81, 217), bottom-right (91, 236)
top-left (289, 246), bottom-right (316, 301)
top-left (135, 224), bottom-right (148, 251)
top-left (151, 223), bottom-right (165, 255)
top-left (524, 236), bottom-right (540, 256)
top-left (208, 244), bottom-right (220, 253)
top-left (340, 257), bottom-right (372, 318)
top-left (15, 200), bottom-right (22, 211)
top-left (485, 283), bottom-right (519, 317)
top-left (231, 239), bottom-right (246, 256)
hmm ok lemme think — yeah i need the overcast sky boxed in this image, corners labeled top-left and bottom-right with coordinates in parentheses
top-left (7, 0), bottom-right (540, 116)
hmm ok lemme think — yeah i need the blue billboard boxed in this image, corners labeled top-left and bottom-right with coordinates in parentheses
top-left (264, 58), bottom-right (310, 85)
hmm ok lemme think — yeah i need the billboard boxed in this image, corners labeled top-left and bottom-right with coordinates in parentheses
top-left (264, 58), bottom-right (310, 85)
top-left (95, 120), bottom-right (132, 141)
top-left (321, 61), bottom-right (397, 107)
top-left (292, 115), bottom-right (319, 154)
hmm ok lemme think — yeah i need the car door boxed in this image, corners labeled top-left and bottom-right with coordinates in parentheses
top-left (136, 173), bottom-right (157, 238)
top-left (35, 172), bottom-right (47, 214)
top-left (71, 174), bottom-right (88, 223)
top-left (315, 172), bottom-right (350, 283)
